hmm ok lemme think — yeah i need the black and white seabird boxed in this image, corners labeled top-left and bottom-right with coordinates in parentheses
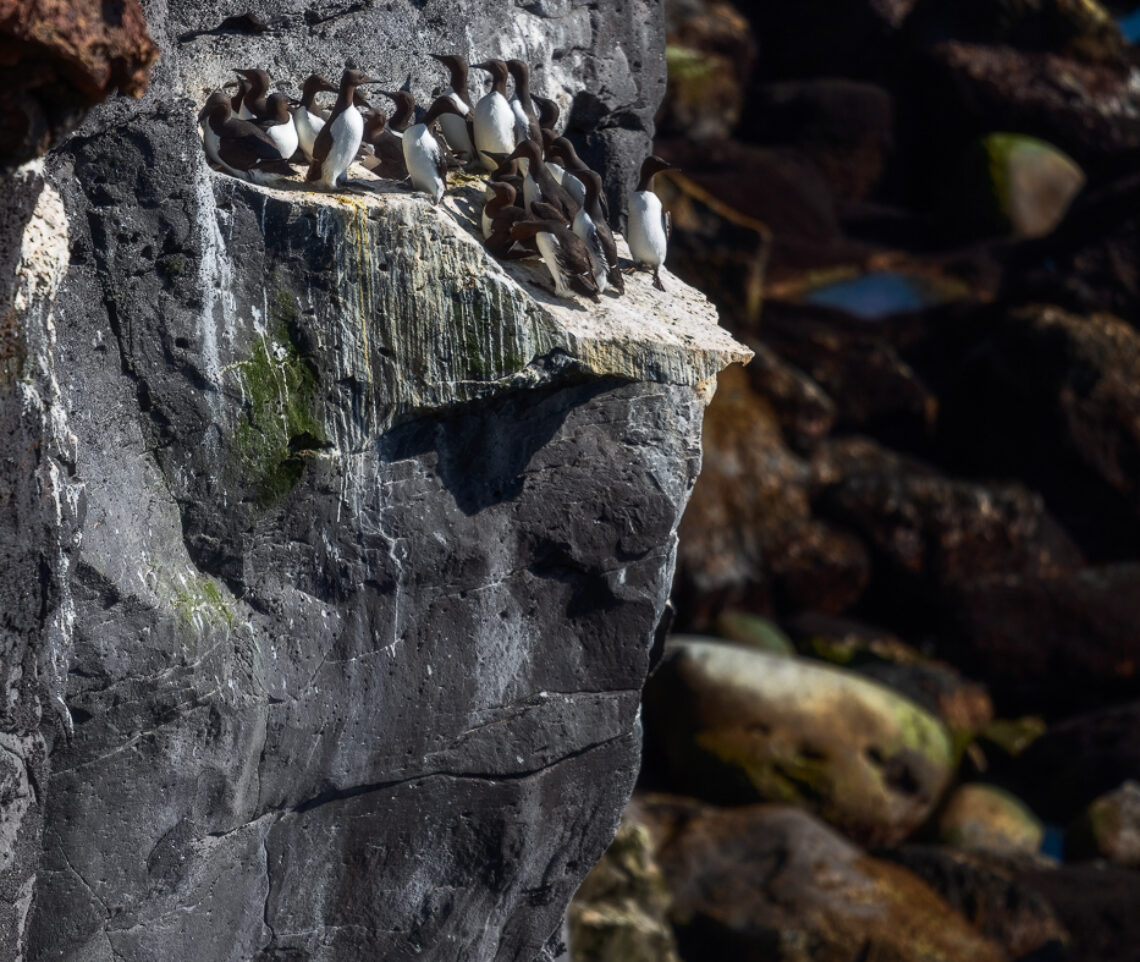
top-left (547, 136), bottom-right (593, 211)
top-left (201, 99), bottom-right (296, 183)
top-left (573, 169), bottom-right (623, 294)
top-left (505, 59), bottom-right (542, 146)
top-left (400, 96), bottom-right (467, 204)
top-left (306, 68), bottom-right (381, 189)
top-left (257, 92), bottom-right (300, 161)
top-left (234, 68), bottom-right (271, 119)
top-left (429, 54), bottom-right (476, 161)
top-left (471, 59), bottom-right (517, 172)
top-left (510, 218), bottom-right (600, 301)
top-left (508, 139), bottom-right (577, 222)
top-left (628, 155), bottom-right (675, 292)
top-left (198, 89), bottom-right (232, 167)
top-left (293, 74), bottom-right (338, 162)
top-left (532, 95), bottom-right (560, 135)
top-left (360, 108), bottom-right (408, 181)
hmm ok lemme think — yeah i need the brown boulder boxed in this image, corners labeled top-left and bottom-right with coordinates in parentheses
top-left (641, 800), bottom-right (1008, 962)
top-left (817, 441), bottom-right (1082, 589)
top-left (0, 0), bottom-right (158, 167)
top-left (945, 565), bottom-right (1140, 716)
top-left (883, 845), bottom-right (1069, 960)
top-left (661, 0), bottom-right (756, 142)
top-left (743, 340), bottom-right (835, 453)
top-left (676, 364), bottom-right (868, 623)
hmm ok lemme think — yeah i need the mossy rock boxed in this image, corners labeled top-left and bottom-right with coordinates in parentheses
top-left (713, 610), bottom-right (795, 656)
top-left (644, 641), bottom-right (955, 847)
top-left (938, 783), bottom-right (1044, 855)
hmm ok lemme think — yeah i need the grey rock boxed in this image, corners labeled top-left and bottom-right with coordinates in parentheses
top-left (0, 2), bottom-right (751, 961)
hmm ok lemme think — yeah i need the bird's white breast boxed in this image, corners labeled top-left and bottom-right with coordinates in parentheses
top-left (323, 107), bottom-right (364, 187)
top-left (473, 92), bottom-right (516, 169)
top-left (294, 107), bottom-right (325, 161)
top-left (266, 118), bottom-right (299, 161)
top-left (628, 190), bottom-right (667, 268)
top-left (403, 124), bottom-right (445, 203)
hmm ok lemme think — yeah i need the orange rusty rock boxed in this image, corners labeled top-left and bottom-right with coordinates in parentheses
top-left (0, 0), bottom-right (158, 165)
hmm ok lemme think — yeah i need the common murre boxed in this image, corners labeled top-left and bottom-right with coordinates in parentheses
top-left (483, 181), bottom-right (529, 258)
top-left (293, 74), bottom-right (338, 162)
top-left (628, 155), bottom-right (675, 292)
top-left (234, 68), bottom-right (271, 119)
top-left (508, 139), bottom-right (577, 222)
top-left (201, 98), bottom-right (296, 183)
top-left (510, 217), bottom-right (600, 301)
top-left (573, 169), bottom-right (623, 294)
top-left (257, 92), bottom-right (300, 161)
top-left (429, 53), bottom-right (476, 161)
top-left (505, 59), bottom-right (542, 146)
top-left (471, 59), bottom-right (517, 171)
top-left (306, 67), bottom-right (382, 189)
top-left (198, 89), bottom-right (232, 168)
top-left (399, 96), bottom-right (467, 204)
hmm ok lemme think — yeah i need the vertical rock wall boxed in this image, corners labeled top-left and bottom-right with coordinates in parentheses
top-left (0, 1), bottom-right (750, 960)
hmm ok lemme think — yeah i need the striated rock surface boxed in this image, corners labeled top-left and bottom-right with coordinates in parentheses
top-left (0, 2), bottom-right (751, 961)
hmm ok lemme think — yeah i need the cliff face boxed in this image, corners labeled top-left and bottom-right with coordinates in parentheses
top-left (0, 2), bottom-right (749, 960)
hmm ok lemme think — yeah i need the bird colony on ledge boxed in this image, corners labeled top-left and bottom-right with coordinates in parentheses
top-left (197, 58), bottom-right (676, 300)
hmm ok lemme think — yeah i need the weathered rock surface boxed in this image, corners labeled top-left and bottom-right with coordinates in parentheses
top-left (643, 640), bottom-right (954, 846)
top-left (0, 2), bottom-right (752, 961)
top-left (640, 799), bottom-right (1008, 962)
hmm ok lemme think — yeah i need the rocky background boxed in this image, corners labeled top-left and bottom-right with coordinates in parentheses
top-left (571, 2), bottom-right (1140, 962)
top-left (0, 1), bottom-right (754, 961)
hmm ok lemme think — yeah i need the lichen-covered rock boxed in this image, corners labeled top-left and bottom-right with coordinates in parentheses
top-left (643, 640), bottom-right (954, 846)
top-left (975, 134), bottom-right (1086, 238)
top-left (1066, 780), bottom-right (1140, 867)
top-left (938, 783), bottom-right (1045, 855)
top-left (712, 611), bottom-right (796, 656)
top-left (568, 810), bottom-right (682, 962)
top-left (641, 800), bottom-right (1008, 962)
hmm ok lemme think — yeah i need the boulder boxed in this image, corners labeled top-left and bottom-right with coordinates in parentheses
top-left (938, 784), bottom-right (1045, 856)
top-left (944, 566), bottom-right (1140, 716)
top-left (1004, 702), bottom-right (1140, 823)
top-left (905, 0), bottom-right (1126, 63)
top-left (569, 811), bottom-right (682, 962)
top-left (643, 640), bottom-right (954, 846)
top-left (817, 443), bottom-right (1081, 591)
top-left (713, 611), bottom-right (796, 657)
top-left (641, 800), bottom-right (1008, 962)
top-left (661, 0), bottom-right (756, 141)
top-left (746, 79), bottom-right (896, 205)
top-left (969, 133), bottom-right (1086, 239)
top-left (1017, 862), bottom-right (1140, 962)
top-left (782, 612), bottom-right (994, 734)
top-left (1066, 781), bottom-right (1140, 867)
top-left (883, 845), bottom-right (1069, 960)
top-left (675, 364), bottom-right (869, 623)
top-left (743, 341), bottom-right (836, 453)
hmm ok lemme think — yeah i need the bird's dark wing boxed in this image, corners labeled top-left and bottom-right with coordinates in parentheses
top-left (663, 208), bottom-right (671, 241)
top-left (307, 122), bottom-right (334, 180)
top-left (554, 230), bottom-right (600, 299)
top-left (594, 219), bottom-right (625, 292)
